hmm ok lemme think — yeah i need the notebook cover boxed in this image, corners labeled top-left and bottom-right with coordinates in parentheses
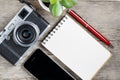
top-left (41, 14), bottom-right (112, 80)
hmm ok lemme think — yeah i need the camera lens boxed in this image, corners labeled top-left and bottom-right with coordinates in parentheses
top-left (18, 24), bottom-right (36, 44)
top-left (14, 21), bottom-right (40, 47)
top-left (22, 30), bottom-right (31, 38)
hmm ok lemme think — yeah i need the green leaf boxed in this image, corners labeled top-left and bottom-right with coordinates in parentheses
top-left (61, 0), bottom-right (77, 8)
top-left (42, 0), bottom-right (50, 3)
top-left (49, 1), bottom-right (63, 17)
top-left (50, 0), bottom-right (58, 4)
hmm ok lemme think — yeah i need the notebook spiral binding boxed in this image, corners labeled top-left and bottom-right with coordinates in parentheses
top-left (42, 16), bottom-right (68, 45)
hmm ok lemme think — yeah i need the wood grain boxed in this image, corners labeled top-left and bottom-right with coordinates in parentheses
top-left (0, 0), bottom-right (120, 80)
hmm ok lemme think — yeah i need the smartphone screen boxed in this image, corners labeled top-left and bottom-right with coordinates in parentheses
top-left (24, 49), bottom-right (75, 80)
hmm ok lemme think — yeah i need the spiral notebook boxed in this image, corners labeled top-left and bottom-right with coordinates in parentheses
top-left (41, 14), bottom-right (111, 80)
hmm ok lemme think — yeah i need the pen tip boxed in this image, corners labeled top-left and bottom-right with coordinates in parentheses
top-left (110, 44), bottom-right (114, 48)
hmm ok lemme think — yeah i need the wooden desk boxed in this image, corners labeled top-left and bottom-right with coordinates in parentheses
top-left (0, 0), bottom-right (120, 80)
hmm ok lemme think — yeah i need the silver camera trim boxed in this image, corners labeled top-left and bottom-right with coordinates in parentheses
top-left (13, 21), bottom-right (40, 47)
top-left (0, 5), bottom-right (33, 44)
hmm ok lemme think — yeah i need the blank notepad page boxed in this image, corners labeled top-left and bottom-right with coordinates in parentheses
top-left (41, 14), bottom-right (111, 80)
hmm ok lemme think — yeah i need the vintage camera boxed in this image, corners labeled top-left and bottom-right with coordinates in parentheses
top-left (0, 5), bottom-right (50, 65)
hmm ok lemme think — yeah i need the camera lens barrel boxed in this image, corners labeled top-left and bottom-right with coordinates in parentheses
top-left (13, 21), bottom-right (40, 47)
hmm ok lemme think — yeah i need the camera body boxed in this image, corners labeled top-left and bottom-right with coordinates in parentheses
top-left (0, 5), bottom-right (49, 65)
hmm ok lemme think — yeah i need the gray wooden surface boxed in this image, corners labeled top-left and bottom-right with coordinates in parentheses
top-left (0, 0), bottom-right (120, 80)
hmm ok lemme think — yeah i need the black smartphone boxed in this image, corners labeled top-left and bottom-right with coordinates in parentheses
top-left (24, 49), bottom-right (75, 80)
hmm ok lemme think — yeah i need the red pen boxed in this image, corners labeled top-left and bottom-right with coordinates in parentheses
top-left (68, 10), bottom-right (113, 47)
